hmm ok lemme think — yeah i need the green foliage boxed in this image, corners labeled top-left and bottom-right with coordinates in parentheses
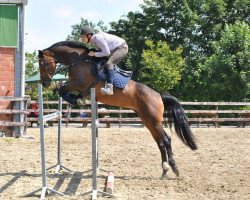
top-left (25, 49), bottom-right (60, 100)
top-left (66, 18), bottom-right (108, 43)
top-left (25, 51), bottom-right (38, 78)
top-left (141, 40), bottom-right (184, 92)
top-left (25, 51), bottom-right (39, 100)
top-left (25, 84), bottom-right (38, 100)
top-left (201, 21), bottom-right (250, 101)
top-left (32, 0), bottom-right (249, 101)
top-left (110, 12), bottom-right (149, 78)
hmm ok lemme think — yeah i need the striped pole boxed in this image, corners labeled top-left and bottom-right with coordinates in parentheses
top-left (106, 172), bottom-right (115, 194)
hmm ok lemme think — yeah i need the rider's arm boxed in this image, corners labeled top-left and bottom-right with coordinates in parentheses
top-left (92, 34), bottom-right (110, 57)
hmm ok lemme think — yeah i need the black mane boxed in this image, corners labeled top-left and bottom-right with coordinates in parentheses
top-left (48, 41), bottom-right (94, 51)
top-left (46, 40), bottom-right (107, 62)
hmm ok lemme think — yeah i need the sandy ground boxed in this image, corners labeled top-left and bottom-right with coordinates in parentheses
top-left (0, 126), bottom-right (249, 200)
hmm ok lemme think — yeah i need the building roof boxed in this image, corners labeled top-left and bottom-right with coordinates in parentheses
top-left (25, 74), bottom-right (68, 83)
top-left (0, 0), bottom-right (27, 5)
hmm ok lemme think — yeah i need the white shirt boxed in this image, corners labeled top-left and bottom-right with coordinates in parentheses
top-left (92, 32), bottom-right (125, 57)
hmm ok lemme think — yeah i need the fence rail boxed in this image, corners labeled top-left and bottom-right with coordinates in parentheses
top-left (0, 96), bottom-right (30, 127)
top-left (0, 96), bottom-right (30, 136)
top-left (1, 97), bottom-right (249, 132)
top-left (26, 100), bottom-right (250, 128)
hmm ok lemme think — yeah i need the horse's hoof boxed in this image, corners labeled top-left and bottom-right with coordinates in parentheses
top-left (161, 162), bottom-right (170, 179)
top-left (160, 173), bottom-right (168, 179)
top-left (169, 160), bottom-right (180, 176)
top-left (172, 167), bottom-right (180, 176)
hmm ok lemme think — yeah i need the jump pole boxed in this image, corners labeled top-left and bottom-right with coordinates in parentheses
top-left (82, 88), bottom-right (114, 199)
top-left (106, 171), bottom-right (115, 194)
top-left (25, 84), bottom-right (66, 199)
top-left (46, 96), bottom-right (73, 173)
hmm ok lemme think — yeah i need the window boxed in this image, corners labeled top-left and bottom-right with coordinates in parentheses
top-left (0, 5), bottom-right (18, 47)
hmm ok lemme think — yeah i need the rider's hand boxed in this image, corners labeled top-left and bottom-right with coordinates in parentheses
top-left (88, 51), bottom-right (95, 57)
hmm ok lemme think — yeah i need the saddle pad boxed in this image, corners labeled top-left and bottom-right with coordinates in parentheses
top-left (113, 72), bottom-right (131, 89)
top-left (92, 63), bottom-right (132, 89)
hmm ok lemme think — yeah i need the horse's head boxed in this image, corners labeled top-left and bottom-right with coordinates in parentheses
top-left (38, 41), bottom-right (105, 88)
top-left (38, 49), bottom-right (57, 88)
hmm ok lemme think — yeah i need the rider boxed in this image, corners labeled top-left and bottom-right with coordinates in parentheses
top-left (80, 26), bottom-right (128, 95)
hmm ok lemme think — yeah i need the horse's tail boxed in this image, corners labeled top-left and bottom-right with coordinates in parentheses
top-left (161, 93), bottom-right (198, 150)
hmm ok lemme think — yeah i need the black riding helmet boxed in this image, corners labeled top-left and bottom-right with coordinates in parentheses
top-left (80, 26), bottom-right (95, 35)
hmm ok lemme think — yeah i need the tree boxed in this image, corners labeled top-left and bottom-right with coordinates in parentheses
top-left (66, 18), bottom-right (108, 42)
top-left (110, 12), bottom-right (149, 79)
top-left (140, 40), bottom-right (184, 92)
top-left (156, 0), bottom-right (250, 100)
top-left (25, 50), bottom-right (59, 100)
top-left (201, 21), bottom-right (250, 101)
top-left (64, 1), bottom-right (249, 101)
top-left (25, 51), bottom-right (38, 78)
top-left (25, 51), bottom-right (39, 99)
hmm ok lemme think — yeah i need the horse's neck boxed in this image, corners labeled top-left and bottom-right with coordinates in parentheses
top-left (55, 47), bottom-right (87, 65)
top-left (68, 60), bottom-right (93, 77)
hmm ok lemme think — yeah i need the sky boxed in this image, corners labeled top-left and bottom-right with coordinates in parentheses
top-left (24, 0), bottom-right (143, 53)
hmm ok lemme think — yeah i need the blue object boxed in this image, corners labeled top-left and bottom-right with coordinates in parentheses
top-left (92, 63), bottom-right (132, 89)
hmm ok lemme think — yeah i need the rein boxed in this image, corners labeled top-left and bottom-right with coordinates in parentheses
top-left (53, 55), bottom-right (101, 96)
top-left (41, 48), bottom-right (102, 97)
top-left (55, 55), bottom-right (93, 74)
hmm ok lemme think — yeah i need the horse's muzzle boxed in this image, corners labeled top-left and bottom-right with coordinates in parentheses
top-left (41, 79), bottom-right (52, 88)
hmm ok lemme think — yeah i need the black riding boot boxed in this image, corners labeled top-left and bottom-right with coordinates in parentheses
top-left (101, 68), bottom-right (114, 95)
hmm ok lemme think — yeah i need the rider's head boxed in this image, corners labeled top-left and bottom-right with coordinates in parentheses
top-left (80, 26), bottom-right (94, 44)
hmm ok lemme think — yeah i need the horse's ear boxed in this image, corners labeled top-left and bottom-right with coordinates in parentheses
top-left (38, 50), bottom-right (43, 58)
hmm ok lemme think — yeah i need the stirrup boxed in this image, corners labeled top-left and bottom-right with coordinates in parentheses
top-left (100, 83), bottom-right (114, 95)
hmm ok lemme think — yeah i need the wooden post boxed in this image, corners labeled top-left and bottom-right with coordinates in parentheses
top-left (23, 99), bottom-right (28, 135)
top-left (215, 105), bottom-right (219, 128)
top-left (119, 107), bottom-right (122, 128)
top-left (66, 104), bottom-right (70, 127)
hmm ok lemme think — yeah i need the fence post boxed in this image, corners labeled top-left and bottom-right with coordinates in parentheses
top-left (66, 104), bottom-right (70, 127)
top-left (119, 107), bottom-right (122, 128)
top-left (23, 98), bottom-right (28, 135)
top-left (215, 105), bottom-right (219, 128)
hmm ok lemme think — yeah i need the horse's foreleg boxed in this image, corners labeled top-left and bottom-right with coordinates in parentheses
top-left (59, 85), bottom-right (81, 106)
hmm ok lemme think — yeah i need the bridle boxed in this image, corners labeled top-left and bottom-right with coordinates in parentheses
top-left (39, 56), bottom-right (57, 79)
top-left (39, 50), bottom-right (101, 95)
top-left (39, 53), bottom-right (94, 81)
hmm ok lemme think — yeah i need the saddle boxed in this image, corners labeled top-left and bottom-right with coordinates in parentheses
top-left (92, 61), bottom-right (133, 89)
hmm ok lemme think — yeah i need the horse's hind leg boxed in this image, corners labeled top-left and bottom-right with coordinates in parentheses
top-left (162, 129), bottom-right (179, 177)
top-left (131, 83), bottom-right (180, 177)
top-left (147, 123), bottom-right (179, 178)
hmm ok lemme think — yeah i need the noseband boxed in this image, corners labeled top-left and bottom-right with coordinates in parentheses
top-left (39, 56), bottom-right (57, 85)
top-left (39, 51), bottom-right (97, 92)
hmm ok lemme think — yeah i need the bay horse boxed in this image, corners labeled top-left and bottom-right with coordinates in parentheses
top-left (38, 41), bottom-right (197, 178)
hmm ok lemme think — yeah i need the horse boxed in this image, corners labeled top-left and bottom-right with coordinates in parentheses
top-left (38, 41), bottom-right (197, 178)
